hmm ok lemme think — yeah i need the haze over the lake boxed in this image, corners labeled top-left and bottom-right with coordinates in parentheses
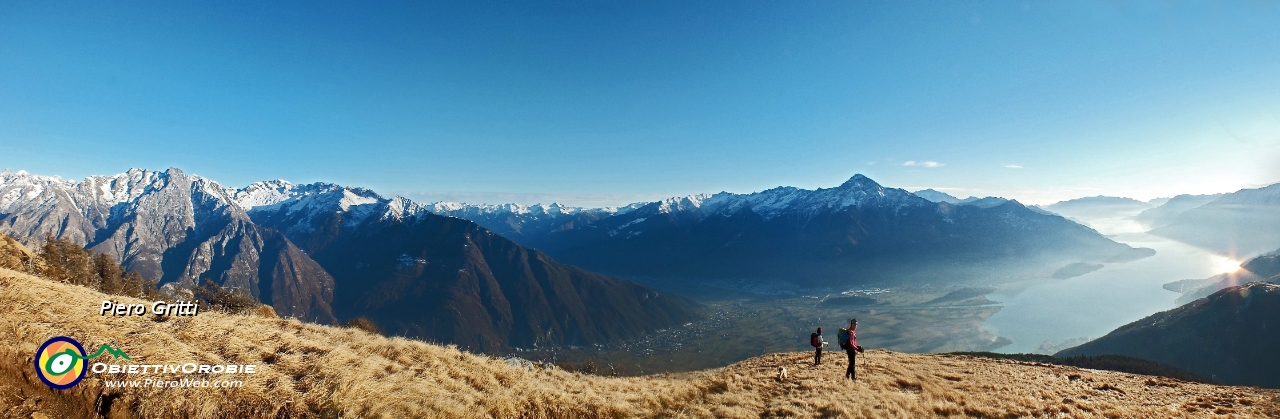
top-left (2, 1), bottom-right (1279, 205)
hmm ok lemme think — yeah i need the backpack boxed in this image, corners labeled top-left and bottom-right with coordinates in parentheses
top-left (837, 328), bottom-right (849, 350)
top-left (810, 333), bottom-right (821, 348)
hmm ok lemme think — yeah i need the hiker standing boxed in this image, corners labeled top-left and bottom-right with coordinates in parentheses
top-left (840, 318), bottom-right (864, 380)
top-left (810, 327), bottom-right (825, 365)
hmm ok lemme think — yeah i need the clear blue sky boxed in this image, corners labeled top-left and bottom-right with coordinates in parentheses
top-left (2, 1), bottom-right (1279, 206)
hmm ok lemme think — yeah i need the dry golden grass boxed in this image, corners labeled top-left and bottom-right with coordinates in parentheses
top-left (0, 234), bottom-right (42, 274)
top-left (2, 267), bottom-right (1278, 418)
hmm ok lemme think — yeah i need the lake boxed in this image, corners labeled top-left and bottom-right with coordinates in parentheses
top-left (983, 219), bottom-right (1228, 354)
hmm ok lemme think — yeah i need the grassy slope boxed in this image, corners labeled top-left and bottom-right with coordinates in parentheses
top-left (2, 269), bottom-right (1279, 418)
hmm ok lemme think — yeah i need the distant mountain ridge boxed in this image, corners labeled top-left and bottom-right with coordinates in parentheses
top-left (0, 168), bottom-right (696, 352)
top-left (912, 188), bottom-right (965, 204)
top-left (1043, 196), bottom-right (1151, 217)
top-left (423, 201), bottom-right (643, 244)
top-left (1148, 183), bottom-right (1280, 257)
top-left (1033, 196), bottom-right (1154, 230)
top-left (1135, 193), bottom-right (1223, 229)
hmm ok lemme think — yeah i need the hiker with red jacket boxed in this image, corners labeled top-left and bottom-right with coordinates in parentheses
top-left (810, 327), bottom-right (825, 365)
top-left (838, 318), bottom-right (864, 380)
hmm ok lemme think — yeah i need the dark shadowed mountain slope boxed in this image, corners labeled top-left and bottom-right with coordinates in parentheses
top-left (1243, 249), bottom-right (1280, 282)
top-left (0, 168), bottom-right (336, 323)
top-left (508, 175), bottom-right (1137, 288)
top-left (1057, 281), bottom-right (1280, 388)
top-left (236, 180), bottom-right (699, 353)
top-left (1149, 183), bottom-right (1280, 257)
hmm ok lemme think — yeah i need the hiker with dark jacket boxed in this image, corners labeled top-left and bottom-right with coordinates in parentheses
top-left (810, 327), bottom-right (825, 365)
top-left (840, 318), bottom-right (864, 380)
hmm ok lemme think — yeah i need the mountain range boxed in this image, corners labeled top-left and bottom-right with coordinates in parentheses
top-left (0, 168), bottom-right (696, 352)
top-left (0, 167), bottom-right (1175, 348)
top-left (430, 175), bottom-right (1142, 289)
top-left (422, 201), bottom-right (642, 245)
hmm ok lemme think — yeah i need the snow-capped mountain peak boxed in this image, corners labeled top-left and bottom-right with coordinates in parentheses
top-left (0, 167), bottom-right (241, 222)
top-left (838, 173), bottom-right (883, 190)
top-left (233, 179), bottom-right (297, 209)
top-left (424, 201), bottom-right (632, 220)
top-left (633, 174), bottom-right (928, 221)
top-left (654, 194), bottom-right (713, 214)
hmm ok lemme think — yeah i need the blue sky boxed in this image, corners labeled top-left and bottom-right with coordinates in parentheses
top-left (2, 1), bottom-right (1278, 206)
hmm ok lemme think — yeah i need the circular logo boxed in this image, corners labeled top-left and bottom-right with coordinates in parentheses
top-left (35, 336), bottom-right (88, 390)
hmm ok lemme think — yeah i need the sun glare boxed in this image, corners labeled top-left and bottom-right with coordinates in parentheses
top-left (1214, 257), bottom-right (1242, 274)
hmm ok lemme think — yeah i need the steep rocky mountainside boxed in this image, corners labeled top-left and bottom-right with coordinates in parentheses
top-left (1058, 281), bottom-right (1280, 388)
top-left (0, 168), bottom-right (336, 323)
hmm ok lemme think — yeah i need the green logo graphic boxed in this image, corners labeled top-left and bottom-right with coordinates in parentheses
top-left (35, 336), bottom-right (130, 389)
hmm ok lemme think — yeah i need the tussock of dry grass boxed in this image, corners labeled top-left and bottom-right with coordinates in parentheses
top-left (2, 268), bottom-right (1278, 418)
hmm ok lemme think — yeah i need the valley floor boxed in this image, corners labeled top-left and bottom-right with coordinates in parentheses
top-left (528, 288), bottom-right (1010, 375)
top-left (2, 268), bottom-right (1278, 418)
